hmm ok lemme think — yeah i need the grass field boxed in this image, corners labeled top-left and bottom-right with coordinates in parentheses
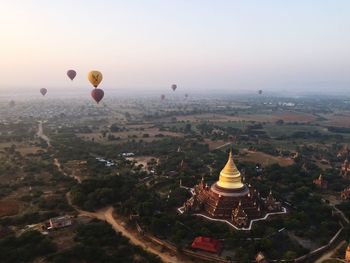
top-left (78, 126), bottom-right (183, 143)
top-left (204, 139), bottom-right (228, 150)
top-left (262, 124), bottom-right (324, 138)
top-left (0, 142), bottom-right (42, 155)
top-left (239, 149), bottom-right (294, 167)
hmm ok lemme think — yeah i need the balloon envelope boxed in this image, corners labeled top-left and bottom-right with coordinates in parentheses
top-left (88, 71), bottom-right (103, 88)
top-left (91, 88), bottom-right (104, 103)
top-left (67, 70), bottom-right (77, 80)
top-left (40, 88), bottom-right (47, 96)
top-left (171, 84), bottom-right (177, 91)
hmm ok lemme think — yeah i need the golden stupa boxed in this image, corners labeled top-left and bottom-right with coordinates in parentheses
top-left (216, 150), bottom-right (244, 189)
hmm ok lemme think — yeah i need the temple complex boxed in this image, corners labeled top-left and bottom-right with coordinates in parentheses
top-left (183, 150), bottom-right (283, 229)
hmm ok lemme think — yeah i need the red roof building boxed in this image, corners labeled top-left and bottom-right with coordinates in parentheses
top-left (191, 236), bottom-right (222, 254)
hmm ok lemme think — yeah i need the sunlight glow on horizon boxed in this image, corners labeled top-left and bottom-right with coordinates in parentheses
top-left (0, 1), bottom-right (349, 92)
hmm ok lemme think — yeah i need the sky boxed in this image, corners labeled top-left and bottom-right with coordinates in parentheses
top-left (0, 1), bottom-right (349, 94)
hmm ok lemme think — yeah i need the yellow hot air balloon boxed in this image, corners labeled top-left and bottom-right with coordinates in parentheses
top-left (88, 71), bottom-right (103, 88)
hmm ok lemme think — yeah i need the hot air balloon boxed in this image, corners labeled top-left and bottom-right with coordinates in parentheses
top-left (91, 88), bottom-right (104, 103)
top-left (258, 89), bottom-right (263, 95)
top-left (161, 94), bottom-right (165, 100)
top-left (185, 93), bottom-right (189, 98)
top-left (88, 71), bottom-right (103, 88)
top-left (40, 88), bottom-right (47, 96)
top-left (171, 84), bottom-right (177, 91)
top-left (67, 69), bottom-right (77, 81)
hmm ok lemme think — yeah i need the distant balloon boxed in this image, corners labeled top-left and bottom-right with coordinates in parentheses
top-left (171, 84), bottom-right (177, 91)
top-left (67, 70), bottom-right (77, 81)
top-left (91, 88), bottom-right (104, 103)
top-left (185, 93), bottom-right (189, 98)
top-left (161, 94), bottom-right (165, 100)
top-left (258, 89), bottom-right (263, 95)
top-left (40, 88), bottom-right (47, 96)
top-left (88, 71), bottom-right (103, 88)
top-left (9, 100), bottom-right (15, 107)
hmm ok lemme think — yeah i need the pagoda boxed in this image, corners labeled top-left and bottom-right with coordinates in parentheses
top-left (313, 174), bottom-right (328, 189)
top-left (183, 150), bottom-right (283, 228)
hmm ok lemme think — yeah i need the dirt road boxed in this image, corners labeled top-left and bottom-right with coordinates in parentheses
top-left (66, 192), bottom-right (188, 263)
top-left (37, 121), bottom-right (51, 147)
top-left (54, 158), bottom-right (82, 183)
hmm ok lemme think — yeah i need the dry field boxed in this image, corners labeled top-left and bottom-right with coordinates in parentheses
top-left (239, 149), bottom-right (294, 167)
top-left (0, 199), bottom-right (20, 217)
top-left (0, 142), bottom-right (42, 155)
top-left (320, 112), bottom-right (350, 128)
top-left (159, 112), bottom-right (316, 123)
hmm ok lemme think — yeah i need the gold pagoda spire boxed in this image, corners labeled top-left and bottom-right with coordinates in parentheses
top-left (217, 149), bottom-right (244, 189)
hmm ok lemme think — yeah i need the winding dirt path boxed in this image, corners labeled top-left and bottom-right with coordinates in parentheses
top-left (54, 158), bottom-right (82, 183)
top-left (37, 121), bottom-right (82, 183)
top-left (66, 193), bottom-right (188, 263)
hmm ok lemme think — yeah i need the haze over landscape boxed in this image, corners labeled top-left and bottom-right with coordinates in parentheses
top-left (1, 1), bottom-right (350, 95)
top-left (2, 2), bottom-right (350, 263)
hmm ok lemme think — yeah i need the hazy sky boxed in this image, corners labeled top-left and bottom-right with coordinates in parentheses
top-left (1, 1), bottom-right (349, 93)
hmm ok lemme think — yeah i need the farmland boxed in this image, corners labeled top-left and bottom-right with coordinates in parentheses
top-left (0, 94), bottom-right (350, 262)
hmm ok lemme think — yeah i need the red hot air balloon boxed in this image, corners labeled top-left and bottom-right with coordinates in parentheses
top-left (161, 94), bottom-right (165, 100)
top-left (91, 88), bottom-right (104, 103)
top-left (40, 88), bottom-right (47, 96)
top-left (67, 70), bottom-right (77, 81)
top-left (171, 84), bottom-right (177, 91)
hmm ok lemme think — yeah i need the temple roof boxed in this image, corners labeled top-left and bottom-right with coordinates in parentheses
top-left (216, 149), bottom-right (244, 190)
